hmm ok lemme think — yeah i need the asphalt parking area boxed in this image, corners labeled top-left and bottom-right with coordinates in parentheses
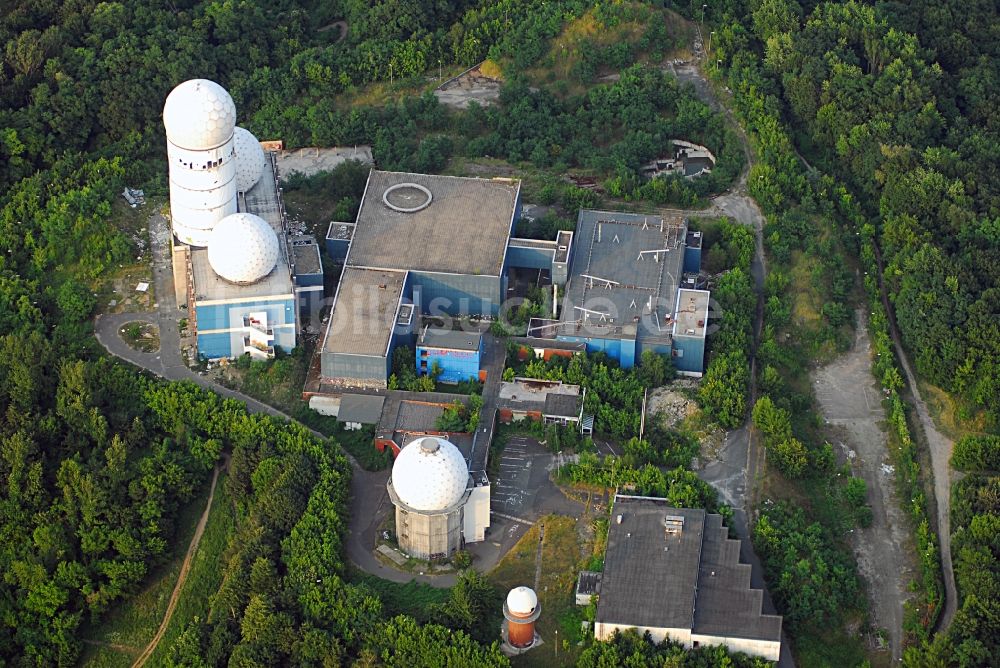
top-left (492, 435), bottom-right (551, 517)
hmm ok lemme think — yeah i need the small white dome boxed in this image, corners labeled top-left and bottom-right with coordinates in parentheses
top-left (163, 79), bottom-right (236, 150)
top-left (391, 437), bottom-right (469, 512)
top-left (233, 127), bottom-right (266, 192)
top-left (506, 587), bottom-right (538, 615)
top-left (207, 213), bottom-right (279, 284)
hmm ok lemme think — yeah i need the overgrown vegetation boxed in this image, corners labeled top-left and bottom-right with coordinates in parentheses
top-left (510, 347), bottom-right (673, 439)
top-left (754, 502), bottom-right (861, 632)
top-left (931, 441), bottom-right (1000, 664)
top-left (696, 219), bottom-right (755, 428)
top-left (577, 627), bottom-right (772, 667)
top-left (558, 458), bottom-right (729, 519)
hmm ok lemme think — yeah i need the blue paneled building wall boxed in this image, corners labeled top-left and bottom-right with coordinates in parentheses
top-left (555, 334), bottom-right (637, 369)
top-left (416, 344), bottom-right (482, 382)
top-left (195, 296), bottom-right (296, 359)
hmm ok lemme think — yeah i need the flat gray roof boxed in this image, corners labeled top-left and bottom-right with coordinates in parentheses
top-left (417, 327), bottom-right (482, 352)
top-left (694, 513), bottom-right (783, 642)
top-left (673, 289), bottom-right (710, 339)
top-left (377, 391), bottom-right (471, 437)
top-left (599, 501), bottom-right (703, 630)
top-left (544, 393), bottom-right (582, 418)
top-left (347, 170), bottom-right (519, 276)
top-left (498, 378), bottom-right (580, 402)
top-left (323, 267), bottom-right (406, 357)
top-left (376, 390), bottom-right (478, 463)
top-left (338, 393), bottom-right (385, 424)
top-left (497, 378), bottom-right (581, 413)
top-left (326, 221), bottom-right (355, 241)
top-left (290, 235), bottom-right (322, 275)
top-left (597, 496), bottom-right (781, 642)
top-left (191, 155), bottom-right (294, 303)
top-left (558, 210), bottom-right (685, 345)
top-left (556, 230), bottom-right (573, 263)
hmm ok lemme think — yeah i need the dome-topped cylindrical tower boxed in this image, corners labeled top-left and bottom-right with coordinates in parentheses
top-left (163, 79), bottom-right (238, 246)
top-left (207, 213), bottom-right (279, 284)
top-left (387, 437), bottom-right (471, 560)
top-left (233, 126), bottom-right (266, 193)
top-left (503, 586), bottom-right (541, 649)
top-left (392, 437), bottom-right (469, 512)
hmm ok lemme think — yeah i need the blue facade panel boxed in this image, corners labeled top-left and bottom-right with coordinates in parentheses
top-left (197, 332), bottom-right (233, 359)
top-left (507, 245), bottom-right (554, 271)
top-left (639, 340), bottom-right (673, 357)
top-left (555, 335), bottom-right (637, 369)
top-left (416, 343), bottom-right (482, 383)
top-left (296, 287), bottom-right (324, 324)
top-left (195, 297), bottom-right (296, 358)
top-left (672, 335), bottom-right (706, 374)
top-left (195, 298), bottom-right (294, 332)
top-left (326, 238), bottom-right (350, 262)
top-left (296, 272), bottom-right (324, 288)
top-left (683, 245), bottom-right (702, 274)
top-left (412, 272), bottom-right (502, 316)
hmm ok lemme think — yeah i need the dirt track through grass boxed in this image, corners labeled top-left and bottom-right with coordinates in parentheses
top-left (130, 460), bottom-right (223, 668)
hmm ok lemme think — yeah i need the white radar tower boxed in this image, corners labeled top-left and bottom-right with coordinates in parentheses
top-left (163, 79), bottom-right (238, 247)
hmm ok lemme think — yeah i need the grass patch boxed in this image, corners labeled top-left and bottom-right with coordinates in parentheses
top-left (97, 199), bottom-right (157, 314)
top-left (79, 479), bottom-right (213, 665)
top-left (348, 570), bottom-right (451, 623)
top-left (793, 624), bottom-right (875, 668)
top-left (337, 424), bottom-right (390, 471)
top-left (215, 345), bottom-right (344, 438)
top-left (120, 321), bottom-right (159, 353)
top-left (145, 473), bottom-right (234, 665)
top-left (917, 379), bottom-right (992, 442)
top-left (788, 250), bottom-right (824, 329)
top-left (521, 4), bottom-right (690, 97)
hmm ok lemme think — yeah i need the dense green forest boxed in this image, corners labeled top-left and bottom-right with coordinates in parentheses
top-left (684, 0), bottom-right (998, 663)
top-left (704, 0), bottom-right (999, 426)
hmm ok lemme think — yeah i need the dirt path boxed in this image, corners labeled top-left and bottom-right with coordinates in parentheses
top-left (533, 523), bottom-right (545, 591)
top-left (813, 309), bottom-right (914, 659)
top-left (666, 47), bottom-right (769, 515)
top-left (317, 20), bottom-right (348, 43)
top-left (130, 461), bottom-right (223, 668)
top-left (871, 244), bottom-right (957, 632)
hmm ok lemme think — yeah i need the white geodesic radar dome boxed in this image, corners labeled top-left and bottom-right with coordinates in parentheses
top-left (163, 79), bottom-right (236, 150)
top-left (506, 586), bottom-right (538, 616)
top-left (233, 127), bottom-right (266, 192)
top-left (207, 213), bottom-right (279, 284)
top-left (391, 437), bottom-right (469, 512)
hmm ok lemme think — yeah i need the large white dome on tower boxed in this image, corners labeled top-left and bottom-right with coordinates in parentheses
top-left (233, 127), bottom-right (266, 192)
top-left (391, 437), bottom-right (469, 512)
top-left (163, 79), bottom-right (236, 150)
top-left (207, 213), bottom-right (279, 284)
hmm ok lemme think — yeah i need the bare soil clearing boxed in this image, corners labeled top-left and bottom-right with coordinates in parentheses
top-left (812, 310), bottom-right (915, 660)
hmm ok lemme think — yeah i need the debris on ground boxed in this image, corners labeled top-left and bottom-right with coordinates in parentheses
top-left (647, 380), bottom-right (700, 428)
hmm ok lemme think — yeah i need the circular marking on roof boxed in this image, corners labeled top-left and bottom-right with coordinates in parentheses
top-left (383, 182), bottom-right (432, 213)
